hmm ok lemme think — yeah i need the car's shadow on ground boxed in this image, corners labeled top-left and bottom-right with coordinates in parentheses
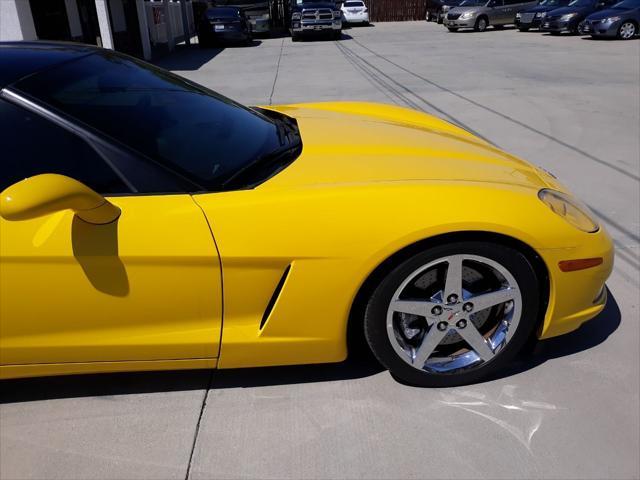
top-left (493, 286), bottom-right (621, 382)
top-left (0, 289), bottom-right (621, 403)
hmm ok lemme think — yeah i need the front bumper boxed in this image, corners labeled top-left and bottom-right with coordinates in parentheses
top-left (292, 19), bottom-right (342, 33)
top-left (538, 226), bottom-right (614, 339)
top-left (515, 17), bottom-right (543, 28)
top-left (444, 17), bottom-right (475, 28)
top-left (540, 19), bottom-right (573, 32)
top-left (580, 19), bottom-right (619, 36)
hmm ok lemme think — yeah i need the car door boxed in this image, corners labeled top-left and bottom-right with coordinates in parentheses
top-left (0, 98), bottom-right (222, 367)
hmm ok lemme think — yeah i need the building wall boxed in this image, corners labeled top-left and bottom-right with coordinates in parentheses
top-left (0, 0), bottom-right (37, 41)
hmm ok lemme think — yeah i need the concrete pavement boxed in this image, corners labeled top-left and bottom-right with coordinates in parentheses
top-left (1, 21), bottom-right (639, 479)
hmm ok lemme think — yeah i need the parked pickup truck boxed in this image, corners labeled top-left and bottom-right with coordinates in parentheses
top-left (290, 0), bottom-right (342, 40)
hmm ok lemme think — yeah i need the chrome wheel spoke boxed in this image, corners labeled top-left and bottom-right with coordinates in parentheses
top-left (457, 323), bottom-right (495, 361)
top-left (390, 299), bottom-right (439, 322)
top-left (386, 253), bottom-right (522, 375)
top-left (443, 255), bottom-right (464, 301)
top-left (468, 287), bottom-right (518, 312)
top-left (413, 326), bottom-right (448, 368)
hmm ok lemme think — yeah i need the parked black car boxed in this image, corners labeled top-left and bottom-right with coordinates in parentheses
top-left (426, 0), bottom-right (464, 23)
top-left (198, 7), bottom-right (253, 46)
top-left (515, 0), bottom-right (571, 30)
top-left (540, 0), bottom-right (618, 33)
top-left (580, 0), bottom-right (640, 38)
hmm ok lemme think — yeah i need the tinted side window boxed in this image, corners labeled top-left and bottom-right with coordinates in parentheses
top-left (504, 0), bottom-right (522, 5)
top-left (0, 99), bottom-right (130, 194)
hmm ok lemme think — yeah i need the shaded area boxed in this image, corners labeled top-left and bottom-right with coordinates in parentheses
top-left (152, 44), bottom-right (225, 71)
top-left (72, 216), bottom-right (129, 297)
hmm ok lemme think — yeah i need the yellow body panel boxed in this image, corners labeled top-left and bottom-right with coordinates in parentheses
top-left (0, 101), bottom-right (613, 379)
top-left (0, 195), bottom-right (222, 370)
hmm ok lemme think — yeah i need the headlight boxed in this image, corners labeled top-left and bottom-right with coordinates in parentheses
top-left (535, 12), bottom-right (543, 17)
top-left (560, 13), bottom-right (577, 21)
top-left (333, 10), bottom-right (341, 18)
top-left (460, 11), bottom-right (474, 19)
top-left (292, 12), bottom-right (301, 19)
top-left (538, 189), bottom-right (599, 233)
top-left (516, 12), bottom-right (521, 18)
top-left (604, 16), bottom-right (621, 22)
top-left (540, 11), bottom-right (547, 17)
top-left (442, 5), bottom-right (450, 10)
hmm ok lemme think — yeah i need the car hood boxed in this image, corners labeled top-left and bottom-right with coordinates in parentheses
top-left (291, 2), bottom-right (336, 10)
top-left (523, 4), bottom-right (562, 12)
top-left (448, 6), bottom-right (482, 12)
top-left (586, 7), bottom-right (631, 18)
top-left (258, 102), bottom-right (554, 190)
top-left (547, 5), bottom-right (591, 15)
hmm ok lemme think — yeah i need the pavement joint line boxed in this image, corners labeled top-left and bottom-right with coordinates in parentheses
top-left (349, 36), bottom-right (640, 184)
top-left (185, 369), bottom-right (214, 480)
top-left (269, 38), bottom-right (285, 106)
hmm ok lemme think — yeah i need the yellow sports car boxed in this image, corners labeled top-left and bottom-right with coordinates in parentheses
top-left (0, 42), bottom-right (613, 387)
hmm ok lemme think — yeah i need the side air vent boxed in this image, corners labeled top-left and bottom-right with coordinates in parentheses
top-left (260, 264), bottom-right (291, 330)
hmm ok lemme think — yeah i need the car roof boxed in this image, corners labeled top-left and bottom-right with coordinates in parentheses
top-left (0, 41), bottom-right (99, 89)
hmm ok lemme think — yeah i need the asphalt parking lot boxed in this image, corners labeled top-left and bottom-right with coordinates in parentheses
top-left (1, 21), bottom-right (639, 480)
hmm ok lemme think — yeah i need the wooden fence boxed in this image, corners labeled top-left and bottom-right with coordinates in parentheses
top-left (367, 0), bottom-right (428, 22)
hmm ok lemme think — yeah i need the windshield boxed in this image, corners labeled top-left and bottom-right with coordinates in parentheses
top-left (459, 0), bottom-right (487, 6)
top-left (14, 51), bottom-right (285, 190)
top-left (343, 1), bottom-right (364, 6)
top-left (611, 0), bottom-right (640, 7)
top-left (537, 0), bottom-right (565, 6)
top-left (568, 0), bottom-right (593, 6)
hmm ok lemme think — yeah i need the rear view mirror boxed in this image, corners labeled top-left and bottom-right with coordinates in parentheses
top-left (0, 174), bottom-right (121, 224)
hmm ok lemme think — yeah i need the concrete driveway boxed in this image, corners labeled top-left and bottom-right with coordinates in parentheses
top-left (1, 22), bottom-right (638, 480)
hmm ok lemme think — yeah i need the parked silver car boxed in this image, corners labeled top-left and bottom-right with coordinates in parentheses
top-left (444, 0), bottom-right (538, 31)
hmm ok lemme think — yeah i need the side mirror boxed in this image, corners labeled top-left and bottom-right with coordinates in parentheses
top-left (0, 174), bottom-right (121, 225)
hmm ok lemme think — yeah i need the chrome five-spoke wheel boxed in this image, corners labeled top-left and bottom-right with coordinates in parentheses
top-left (386, 254), bottom-right (522, 374)
top-left (364, 241), bottom-right (540, 387)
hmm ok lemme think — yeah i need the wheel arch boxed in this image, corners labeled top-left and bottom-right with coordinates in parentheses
top-left (347, 230), bottom-right (550, 356)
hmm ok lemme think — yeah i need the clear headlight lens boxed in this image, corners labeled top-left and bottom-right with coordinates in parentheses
top-left (535, 12), bottom-right (543, 17)
top-left (604, 16), bottom-right (621, 22)
top-left (560, 13), bottom-right (577, 20)
top-left (538, 189), bottom-right (599, 233)
top-left (516, 12), bottom-right (522, 17)
top-left (460, 11), bottom-right (474, 19)
top-left (292, 12), bottom-right (301, 19)
top-left (333, 10), bottom-right (341, 18)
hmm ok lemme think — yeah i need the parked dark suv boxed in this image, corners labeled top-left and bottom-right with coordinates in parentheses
top-left (515, 0), bottom-right (571, 30)
top-left (540, 0), bottom-right (618, 33)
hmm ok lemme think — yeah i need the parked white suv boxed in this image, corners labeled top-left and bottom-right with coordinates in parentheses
top-left (341, 0), bottom-right (370, 24)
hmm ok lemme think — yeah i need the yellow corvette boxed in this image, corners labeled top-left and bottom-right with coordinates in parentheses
top-left (0, 42), bottom-right (613, 387)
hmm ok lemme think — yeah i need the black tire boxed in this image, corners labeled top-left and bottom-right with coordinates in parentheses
top-left (550, 30), bottom-right (561, 35)
top-left (333, 30), bottom-right (342, 39)
top-left (493, 24), bottom-right (504, 29)
top-left (447, 27), bottom-right (458, 31)
top-left (474, 16), bottom-right (488, 31)
top-left (363, 241), bottom-right (540, 387)
top-left (291, 33), bottom-right (300, 42)
top-left (519, 27), bottom-right (530, 31)
top-left (437, 14), bottom-right (444, 24)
